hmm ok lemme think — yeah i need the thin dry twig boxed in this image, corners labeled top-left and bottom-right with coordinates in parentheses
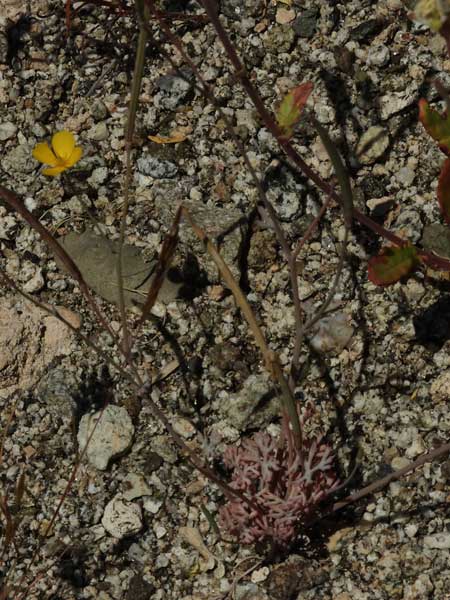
top-left (331, 441), bottom-right (450, 513)
top-left (182, 207), bottom-right (303, 453)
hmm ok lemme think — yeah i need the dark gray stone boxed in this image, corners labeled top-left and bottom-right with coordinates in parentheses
top-left (292, 8), bottom-right (320, 39)
top-left (155, 67), bottom-right (194, 110)
top-left (350, 19), bottom-right (383, 43)
top-left (125, 574), bottom-right (155, 600)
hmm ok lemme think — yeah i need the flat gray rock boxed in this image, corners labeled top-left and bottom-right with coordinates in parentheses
top-left (57, 230), bottom-right (181, 308)
top-left (77, 404), bottom-right (134, 470)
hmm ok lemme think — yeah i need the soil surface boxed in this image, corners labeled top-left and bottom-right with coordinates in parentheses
top-left (1, 1), bottom-right (450, 599)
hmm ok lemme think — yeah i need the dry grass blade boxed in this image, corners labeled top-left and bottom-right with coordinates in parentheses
top-left (115, 0), bottom-right (151, 358)
top-left (331, 441), bottom-right (450, 513)
top-left (182, 207), bottom-right (303, 452)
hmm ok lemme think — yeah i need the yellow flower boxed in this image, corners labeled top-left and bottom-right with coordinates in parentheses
top-left (32, 130), bottom-right (82, 176)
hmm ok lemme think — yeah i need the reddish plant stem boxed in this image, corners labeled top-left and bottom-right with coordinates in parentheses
top-left (292, 195), bottom-right (333, 260)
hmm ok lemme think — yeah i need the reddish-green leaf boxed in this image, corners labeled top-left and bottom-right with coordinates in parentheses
top-left (368, 244), bottom-right (418, 286)
top-left (276, 82), bottom-right (313, 140)
top-left (418, 98), bottom-right (450, 154)
top-left (438, 156), bottom-right (450, 223)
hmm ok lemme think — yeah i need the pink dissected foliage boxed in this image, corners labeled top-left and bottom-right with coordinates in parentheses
top-left (218, 412), bottom-right (340, 548)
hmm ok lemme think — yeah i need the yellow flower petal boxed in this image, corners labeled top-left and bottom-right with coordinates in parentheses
top-left (42, 165), bottom-right (66, 177)
top-left (65, 146), bottom-right (83, 168)
top-left (32, 142), bottom-right (58, 166)
top-left (52, 131), bottom-right (76, 161)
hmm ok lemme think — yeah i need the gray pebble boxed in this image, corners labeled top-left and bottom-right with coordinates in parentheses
top-left (3, 142), bottom-right (36, 174)
top-left (396, 166), bottom-right (416, 187)
top-left (102, 495), bottom-right (142, 539)
top-left (77, 404), bottom-right (134, 470)
top-left (356, 126), bottom-right (389, 165)
top-left (310, 312), bottom-right (354, 354)
top-left (88, 166), bottom-right (108, 185)
top-left (88, 121), bottom-right (109, 142)
top-left (156, 67), bottom-right (193, 110)
top-left (366, 45), bottom-right (390, 67)
top-left (424, 533), bottom-right (450, 549)
top-left (421, 223), bottom-right (450, 258)
top-left (137, 156), bottom-right (178, 179)
top-left (91, 99), bottom-right (109, 121)
top-left (292, 8), bottom-right (320, 38)
top-left (0, 122), bottom-right (17, 141)
top-left (350, 19), bottom-right (382, 42)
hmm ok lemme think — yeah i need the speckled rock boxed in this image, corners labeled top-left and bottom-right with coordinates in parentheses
top-left (155, 67), bottom-right (194, 110)
top-left (125, 574), bottom-right (155, 600)
top-left (122, 473), bottom-right (152, 501)
top-left (88, 121), bottom-right (109, 141)
top-left (421, 223), bottom-right (450, 258)
top-left (102, 495), bottom-right (143, 539)
top-left (356, 126), bottom-right (389, 165)
top-left (366, 45), bottom-right (390, 67)
top-left (77, 404), bottom-right (134, 470)
top-left (3, 142), bottom-right (36, 174)
top-left (218, 373), bottom-right (280, 432)
top-left (137, 155), bottom-right (178, 179)
top-left (310, 312), bottom-right (354, 354)
top-left (430, 370), bottom-right (450, 403)
top-left (264, 25), bottom-right (296, 53)
top-left (0, 122), bottom-right (17, 140)
top-left (423, 532), bottom-right (450, 549)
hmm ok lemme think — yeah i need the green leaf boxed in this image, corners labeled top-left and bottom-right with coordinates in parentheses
top-left (313, 118), bottom-right (353, 228)
top-left (412, 0), bottom-right (447, 32)
top-left (276, 82), bottom-right (313, 140)
top-left (438, 156), bottom-right (450, 223)
top-left (368, 244), bottom-right (418, 286)
top-left (418, 98), bottom-right (450, 154)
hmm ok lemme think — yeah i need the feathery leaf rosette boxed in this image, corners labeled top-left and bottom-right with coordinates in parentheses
top-left (32, 131), bottom-right (82, 176)
top-left (218, 416), bottom-right (339, 547)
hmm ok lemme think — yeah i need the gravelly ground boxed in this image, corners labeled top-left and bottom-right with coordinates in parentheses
top-left (1, 0), bottom-right (450, 599)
